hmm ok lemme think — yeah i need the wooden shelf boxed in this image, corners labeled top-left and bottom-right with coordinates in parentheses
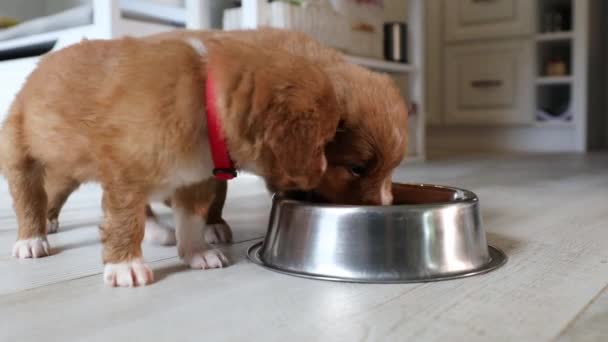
top-left (536, 31), bottom-right (574, 42)
top-left (536, 76), bottom-right (573, 85)
top-left (344, 55), bottom-right (414, 73)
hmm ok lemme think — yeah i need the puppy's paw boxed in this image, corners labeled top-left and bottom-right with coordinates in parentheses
top-left (12, 237), bottom-right (50, 258)
top-left (47, 218), bottom-right (59, 234)
top-left (204, 222), bottom-right (233, 244)
top-left (182, 249), bottom-right (229, 269)
top-left (144, 218), bottom-right (176, 246)
top-left (103, 259), bottom-right (154, 287)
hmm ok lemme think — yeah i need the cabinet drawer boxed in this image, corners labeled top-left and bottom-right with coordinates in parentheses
top-left (444, 0), bottom-right (534, 41)
top-left (444, 41), bottom-right (533, 125)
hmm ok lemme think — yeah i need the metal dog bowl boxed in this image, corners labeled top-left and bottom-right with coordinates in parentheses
top-left (248, 183), bottom-right (506, 283)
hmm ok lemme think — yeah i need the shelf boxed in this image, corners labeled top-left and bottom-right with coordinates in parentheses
top-left (344, 55), bottom-right (414, 73)
top-left (536, 76), bottom-right (572, 85)
top-left (120, 0), bottom-right (186, 25)
top-left (536, 31), bottom-right (574, 42)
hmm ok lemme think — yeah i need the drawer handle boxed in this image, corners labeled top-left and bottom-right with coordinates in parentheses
top-left (471, 80), bottom-right (503, 88)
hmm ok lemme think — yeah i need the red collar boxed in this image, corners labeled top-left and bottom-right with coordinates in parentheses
top-left (205, 72), bottom-right (237, 180)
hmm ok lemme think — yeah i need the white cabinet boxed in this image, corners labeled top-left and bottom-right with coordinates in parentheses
top-left (428, 0), bottom-right (594, 152)
top-left (441, 0), bottom-right (535, 125)
top-left (444, 40), bottom-right (533, 124)
top-left (444, 0), bottom-right (534, 41)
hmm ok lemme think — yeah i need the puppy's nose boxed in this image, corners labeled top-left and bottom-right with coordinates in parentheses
top-left (380, 187), bottom-right (393, 205)
top-left (377, 178), bottom-right (394, 205)
top-left (320, 155), bottom-right (328, 173)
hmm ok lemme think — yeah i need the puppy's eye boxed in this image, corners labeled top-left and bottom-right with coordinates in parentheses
top-left (349, 165), bottom-right (366, 177)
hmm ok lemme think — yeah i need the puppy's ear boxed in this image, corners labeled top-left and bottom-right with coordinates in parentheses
top-left (263, 112), bottom-right (328, 190)
top-left (260, 78), bottom-right (339, 191)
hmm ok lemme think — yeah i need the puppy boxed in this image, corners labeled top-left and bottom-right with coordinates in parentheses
top-left (0, 36), bottom-right (339, 286)
top-left (44, 28), bottom-right (409, 244)
top-left (152, 28), bottom-right (409, 204)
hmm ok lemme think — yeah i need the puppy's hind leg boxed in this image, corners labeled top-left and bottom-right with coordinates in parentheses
top-left (45, 174), bottom-right (80, 234)
top-left (144, 204), bottom-right (176, 246)
top-left (7, 159), bottom-right (50, 258)
top-left (204, 179), bottom-right (233, 244)
top-left (173, 183), bottom-right (229, 269)
top-left (2, 115), bottom-right (50, 258)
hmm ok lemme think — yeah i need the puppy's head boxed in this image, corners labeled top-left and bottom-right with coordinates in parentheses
top-left (311, 65), bottom-right (408, 205)
top-left (206, 38), bottom-right (340, 192)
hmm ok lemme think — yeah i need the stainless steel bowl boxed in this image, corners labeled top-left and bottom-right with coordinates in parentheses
top-left (248, 183), bottom-right (506, 283)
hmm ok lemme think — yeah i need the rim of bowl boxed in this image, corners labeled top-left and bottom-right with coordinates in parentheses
top-left (273, 183), bottom-right (479, 209)
top-left (248, 242), bottom-right (507, 284)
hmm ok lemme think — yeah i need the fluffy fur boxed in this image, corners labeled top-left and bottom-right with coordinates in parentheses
top-left (152, 28), bottom-right (409, 204)
top-left (0, 35), bottom-right (339, 286)
top-left (44, 28), bottom-right (409, 240)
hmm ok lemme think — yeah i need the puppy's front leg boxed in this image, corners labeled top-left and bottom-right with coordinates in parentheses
top-left (172, 186), bottom-right (229, 269)
top-left (100, 188), bottom-right (153, 287)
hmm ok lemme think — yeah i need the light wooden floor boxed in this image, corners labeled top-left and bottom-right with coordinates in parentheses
top-left (1, 153), bottom-right (607, 341)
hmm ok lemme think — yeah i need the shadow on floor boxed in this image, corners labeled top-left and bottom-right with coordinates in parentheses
top-left (486, 232), bottom-right (525, 254)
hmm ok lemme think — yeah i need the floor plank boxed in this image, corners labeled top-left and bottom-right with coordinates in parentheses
top-left (558, 285), bottom-right (608, 342)
top-left (0, 153), bottom-right (607, 341)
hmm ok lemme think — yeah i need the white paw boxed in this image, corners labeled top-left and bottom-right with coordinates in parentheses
top-left (204, 222), bottom-right (233, 244)
top-left (12, 237), bottom-right (50, 258)
top-left (182, 249), bottom-right (229, 269)
top-left (47, 218), bottom-right (59, 234)
top-left (103, 259), bottom-right (154, 287)
top-left (144, 218), bottom-right (176, 246)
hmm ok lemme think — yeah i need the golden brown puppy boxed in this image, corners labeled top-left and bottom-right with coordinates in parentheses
top-left (42, 28), bottom-right (409, 247)
top-left (152, 28), bottom-right (409, 205)
top-left (0, 36), bottom-right (339, 286)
